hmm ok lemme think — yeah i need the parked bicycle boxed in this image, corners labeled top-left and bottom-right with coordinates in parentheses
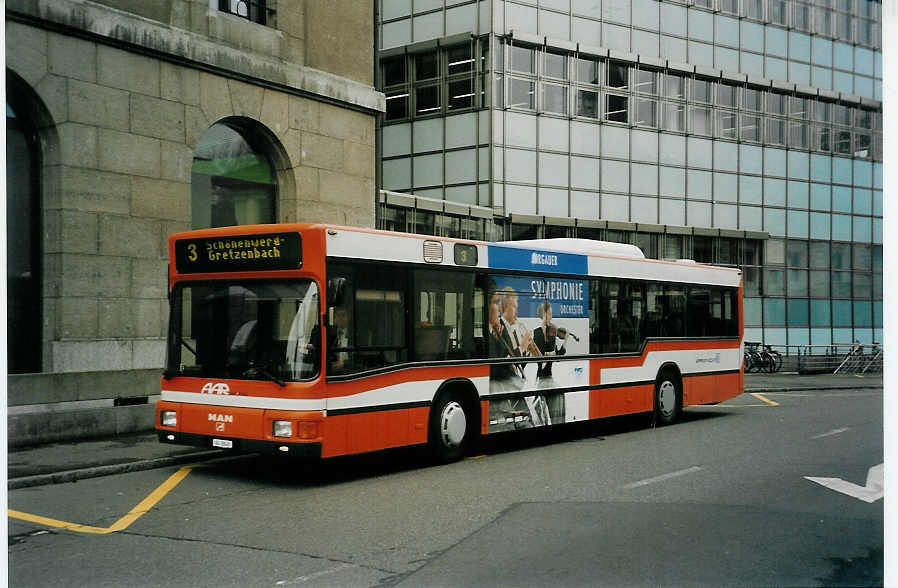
top-left (744, 342), bottom-right (782, 373)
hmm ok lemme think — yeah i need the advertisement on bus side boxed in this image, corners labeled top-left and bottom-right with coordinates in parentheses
top-left (485, 275), bottom-right (590, 432)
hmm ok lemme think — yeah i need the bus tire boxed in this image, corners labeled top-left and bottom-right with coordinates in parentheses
top-left (653, 368), bottom-right (682, 426)
top-left (429, 392), bottom-right (470, 463)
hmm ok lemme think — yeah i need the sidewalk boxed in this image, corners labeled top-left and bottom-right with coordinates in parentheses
top-left (744, 371), bottom-right (883, 393)
top-left (8, 433), bottom-right (224, 490)
top-left (7, 373), bottom-right (883, 489)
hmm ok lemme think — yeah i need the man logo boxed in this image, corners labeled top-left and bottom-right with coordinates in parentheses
top-left (202, 382), bottom-right (230, 395)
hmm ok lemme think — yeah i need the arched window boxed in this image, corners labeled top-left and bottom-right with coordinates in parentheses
top-left (191, 120), bottom-right (277, 229)
top-left (7, 89), bottom-right (42, 373)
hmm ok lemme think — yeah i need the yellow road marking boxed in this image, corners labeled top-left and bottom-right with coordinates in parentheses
top-left (8, 466), bottom-right (193, 535)
top-left (750, 392), bottom-right (780, 406)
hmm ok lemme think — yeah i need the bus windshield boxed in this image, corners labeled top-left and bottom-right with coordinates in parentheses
top-left (167, 280), bottom-right (320, 383)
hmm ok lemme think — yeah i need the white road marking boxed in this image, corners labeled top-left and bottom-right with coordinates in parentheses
top-left (805, 463), bottom-right (883, 503)
top-left (275, 563), bottom-right (355, 586)
top-left (810, 427), bottom-right (850, 439)
top-left (623, 466), bottom-right (703, 489)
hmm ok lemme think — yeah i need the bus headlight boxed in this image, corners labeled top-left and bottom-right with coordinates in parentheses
top-left (273, 420), bottom-right (293, 438)
top-left (161, 411), bottom-right (177, 427)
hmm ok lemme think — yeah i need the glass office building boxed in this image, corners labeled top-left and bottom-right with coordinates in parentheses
top-left (376, 0), bottom-right (882, 348)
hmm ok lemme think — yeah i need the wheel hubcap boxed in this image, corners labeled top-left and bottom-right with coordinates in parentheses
top-left (659, 381), bottom-right (676, 417)
top-left (441, 401), bottom-right (466, 447)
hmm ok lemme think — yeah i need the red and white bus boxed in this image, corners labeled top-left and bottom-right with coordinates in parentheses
top-left (157, 223), bottom-right (743, 462)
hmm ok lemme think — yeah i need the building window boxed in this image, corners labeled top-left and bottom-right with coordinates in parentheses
top-left (606, 94), bottom-right (628, 123)
top-left (793, 1), bottom-right (811, 30)
top-left (385, 89), bottom-right (409, 121)
top-left (7, 89), bottom-right (42, 373)
top-left (447, 45), bottom-right (475, 111)
top-left (576, 89), bottom-right (599, 118)
top-left (718, 110), bottom-right (738, 139)
top-left (219, 0), bottom-right (268, 25)
top-left (416, 84), bottom-right (441, 115)
top-left (690, 105), bottom-right (712, 135)
top-left (416, 51), bottom-right (439, 81)
top-left (191, 121), bottom-right (277, 229)
top-left (509, 78), bottom-right (536, 109)
top-left (692, 78), bottom-right (713, 104)
top-left (511, 45), bottom-right (535, 74)
top-left (607, 62), bottom-right (629, 90)
top-left (542, 83), bottom-right (568, 114)
top-left (381, 41), bottom-right (485, 121)
top-left (543, 51), bottom-right (568, 80)
top-left (577, 57), bottom-right (600, 85)
top-left (662, 101), bottom-right (686, 132)
top-left (635, 98), bottom-right (658, 127)
top-left (768, 0), bottom-right (788, 25)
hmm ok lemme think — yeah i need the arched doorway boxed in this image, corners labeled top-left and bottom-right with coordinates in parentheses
top-left (191, 119), bottom-right (278, 228)
top-left (7, 77), bottom-right (43, 373)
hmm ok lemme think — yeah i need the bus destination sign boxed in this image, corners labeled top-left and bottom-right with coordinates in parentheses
top-left (175, 232), bottom-right (301, 274)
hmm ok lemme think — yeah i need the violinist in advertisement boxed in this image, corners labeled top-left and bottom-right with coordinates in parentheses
top-left (533, 301), bottom-right (568, 379)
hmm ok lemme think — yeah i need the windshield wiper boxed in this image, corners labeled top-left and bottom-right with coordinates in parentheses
top-left (244, 364), bottom-right (286, 387)
top-left (180, 337), bottom-right (198, 358)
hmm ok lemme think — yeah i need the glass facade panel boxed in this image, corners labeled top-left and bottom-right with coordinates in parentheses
top-left (809, 270), bottom-right (829, 297)
top-left (788, 299), bottom-right (809, 326)
top-left (810, 299), bottom-right (830, 326)
top-left (379, 21), bottom-right (882, 347)
top-left (764, 298), bottom-right (786, 325)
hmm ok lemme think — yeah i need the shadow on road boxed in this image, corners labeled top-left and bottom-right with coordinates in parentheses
top-left (193, 408), bottom-right (732, 488)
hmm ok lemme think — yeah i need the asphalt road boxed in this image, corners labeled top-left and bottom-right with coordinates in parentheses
top-left (8, 388), bottom-right (883, 587)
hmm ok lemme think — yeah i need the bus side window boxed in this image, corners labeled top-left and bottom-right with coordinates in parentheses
top-left (326, 263), bottom-right (354, 375)
top-left (413, 269), bottom-right (475, 361)
top-left (588, 279), bottom-right (601, 354)
top-left (355, 265), bottom-right (407, 369)
top-left (645, 284), bottom-right (664, 339)
top-left (723, 288), bottom-right (738, 336)
top-left (687, 287), bottom-right (712, 337)
top-left (472, 285), bottom-right (485, 358)
top-left (662, 286), bottom-right (686, 337)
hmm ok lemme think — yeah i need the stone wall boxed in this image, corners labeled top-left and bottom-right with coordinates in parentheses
top-left (5, 0), bottom-right (382, 443)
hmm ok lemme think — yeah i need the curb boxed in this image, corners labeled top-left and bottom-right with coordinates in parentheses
top-left (8, 449), bottom-right (224, 490)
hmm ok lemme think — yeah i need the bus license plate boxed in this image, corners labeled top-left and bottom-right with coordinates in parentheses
top-left (212, 439), bottom-right (233, 449)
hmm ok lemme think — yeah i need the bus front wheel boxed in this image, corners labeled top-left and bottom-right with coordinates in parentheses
top-left (429, 393), bottom-right (470, 463)
top-left (653, 369), bottom-right (682, 426)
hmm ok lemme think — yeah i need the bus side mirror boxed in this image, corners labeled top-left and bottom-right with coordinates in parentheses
top-left (327, 277), bottom-right (347, 307)
top-left (327, 306), bottom-right (335, 327)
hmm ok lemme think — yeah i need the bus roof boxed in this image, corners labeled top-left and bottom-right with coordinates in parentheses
top-left (322, 226), bottom-right (742, 288)
top-left (168, 223), bottom-right (742, 288)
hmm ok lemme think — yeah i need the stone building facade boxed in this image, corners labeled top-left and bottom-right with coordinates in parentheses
top-left (6, 0), bottom-right (383, 445)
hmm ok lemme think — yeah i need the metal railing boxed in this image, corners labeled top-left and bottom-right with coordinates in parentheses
top-left (833, 343), bottom-right (883, 374)
top-left (743, 342), bottom-right (883, 374)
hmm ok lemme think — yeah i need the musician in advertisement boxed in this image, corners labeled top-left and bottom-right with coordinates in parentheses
top-left (487, 275), bottom-right (589, 433)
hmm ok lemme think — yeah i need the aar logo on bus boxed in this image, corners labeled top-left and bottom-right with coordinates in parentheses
top-left (202, 382), bottom-right (230, 395)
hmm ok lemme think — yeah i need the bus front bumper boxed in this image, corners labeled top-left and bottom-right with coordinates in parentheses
top-left (157, 431), bottom-right (322, 459)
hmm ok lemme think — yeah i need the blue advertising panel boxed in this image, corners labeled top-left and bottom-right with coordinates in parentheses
top-left (487, 245), bottom-right (588, 276)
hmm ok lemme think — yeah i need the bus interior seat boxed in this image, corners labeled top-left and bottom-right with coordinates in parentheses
top-left (415, 325), bottom-right (452, 361)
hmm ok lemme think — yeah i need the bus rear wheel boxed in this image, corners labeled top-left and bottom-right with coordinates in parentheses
top-left (653, 369), bottom-right (682, 426)
top-left (429, 393), bottom-right (470, 463)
